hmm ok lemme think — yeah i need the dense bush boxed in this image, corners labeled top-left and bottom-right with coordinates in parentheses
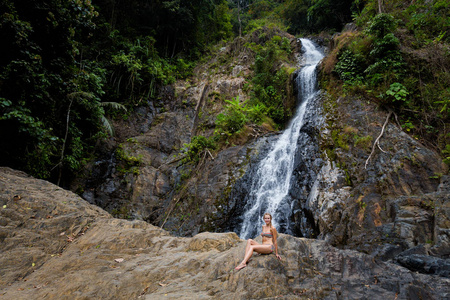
top-left (181, 135), bottom-right (217, 164)
top-left (330, 1), bottom-right (449, 164)
top-left (0, 0), bottom-right (101, 182)
top-left (333, 13), bottom-right (405, 96)
top-left (2, 0), bottom-right (448, 182)
top-left (0, 0), bottom-right (234, 183)
top-left (334, 50), bottom-right (365, 83)
top-left (215, 96), bottom-right (249, 135)
top-left (249, 35), bottom-right (292, 126)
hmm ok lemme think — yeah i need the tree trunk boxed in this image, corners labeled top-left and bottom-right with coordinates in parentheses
top-left (238, 1), bottom-right (242, 37)
top-left (378, 0), bottom-right (383, 13)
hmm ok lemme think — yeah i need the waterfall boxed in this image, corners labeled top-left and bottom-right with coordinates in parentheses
top-left (238, 39), bottom-right (324, 239)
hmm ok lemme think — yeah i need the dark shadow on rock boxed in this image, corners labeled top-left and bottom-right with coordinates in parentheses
top-left (396, 254), bottom-right (450, 278)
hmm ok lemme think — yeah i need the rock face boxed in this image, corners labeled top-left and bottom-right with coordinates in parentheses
top-left (225, 81), bottom-right (450, 275)
top-left (1, 167), bottom-right (449, 299)
top-left (63, 29), bottom-right (449, 292)
top-left (75, 29), bottom-right (299, 237)
top-left (309, 95), bottom-right (450, 261)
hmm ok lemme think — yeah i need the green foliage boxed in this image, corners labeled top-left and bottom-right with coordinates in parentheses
top-left (442, 142), bottom-right (450, 165)
top-left (434, 88), bottom-right (450, 116)
top-left (106, 37), bottom-right (194, 105)
top-left (306, 0), bottom-right (355, 33)
top-left (247, 103), bottom-right (269, 125)
top-left (206, 26), bottom-right (295, 145)
top-left (401, 118), bottom-right (415, 132)
top-left (99, 102), bottom-right (127, 136)
top-left (250, 37), bottom-right (292, 125)
top-left (0, 97), bottom-right (60, 179)
top-left (334, 13), bottom-right (405, 93)
top-left (0, 0), bottom-right (100, 181)
top-left (385, 83), bottom-right (409, 103)
top-left (214, 93), bottom-right (274, 141)
top-left (115, 145), bottom-right (142, 175)
top-left (331, 130), bottom-right (350, 151)
top-left (279, 0), bottom-right (310, 34)
top-left (364, 17), bottom-right (405, 88)
top-left (326, 0), bottom-right (449, 166)
top-left (334, 50), bottom-right (365, 82)
top-left (367, 13), bottom-right (397, 38)
top-left (96, 0), bottom-right (232, 58)
top-left (354, 135), bottom-right (373, 150)
top-left (1, 0), bottom-right (232, 182)
top-left (271, 0), bottom-right (360, 34)
top-left (206, 1), bottom-right (233, 42)
top-left (64, 136), bottom-right (84, 173)
top-left (215, 96), bottom-right (249, 135)
top-left (181, 135), bottom-right (217, 164)
top-left (244, 18), bottom-right (288, 35)
top-left (405, 0), bottom-right (450, 44)
top-left (369, 33), bottom-right (400, 58)
top-left (248, 0), bottom-right (276, 19)
top-left (281, 37), bottom-right (292, 54)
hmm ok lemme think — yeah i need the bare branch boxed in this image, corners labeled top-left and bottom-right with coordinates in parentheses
top-left (377, 143), bottom-right (387, 153)
top-left (365, 111), bottom-right (392, 169)
top-left (57, 96), bottom-right (75, 186)
top-left (393, 111), bottom-right (402, 128)
top-left (206, 149), bottom-right (214, 160)
top-left (161, 197), bottom-right (181, 229)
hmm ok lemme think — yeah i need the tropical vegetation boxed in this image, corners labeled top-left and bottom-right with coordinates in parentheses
top-left (1, 0), bottom-right (448, 185)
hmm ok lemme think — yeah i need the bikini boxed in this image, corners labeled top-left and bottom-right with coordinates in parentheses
top-left (261, 232), bottom-right (275, 253)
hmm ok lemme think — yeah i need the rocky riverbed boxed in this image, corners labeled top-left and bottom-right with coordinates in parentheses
top-left (1, 167), bottom-right (449, 299)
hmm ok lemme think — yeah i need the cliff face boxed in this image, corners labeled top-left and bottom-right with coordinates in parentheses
top-left (306, 93), bottom-right (449, 259)
top-left (74, 28), bottom-right (301, 236)
top-left (1, 167), bottom-right (449, 299)
top-left (69, 29), bottom-right (450, 274)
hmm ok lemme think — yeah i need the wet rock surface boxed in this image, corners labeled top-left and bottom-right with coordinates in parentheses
top-left (1, 167), bottom-right (449, 299)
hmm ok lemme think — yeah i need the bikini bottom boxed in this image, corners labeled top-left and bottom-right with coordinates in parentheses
top-left (260, 244), bottom-right (275, 254)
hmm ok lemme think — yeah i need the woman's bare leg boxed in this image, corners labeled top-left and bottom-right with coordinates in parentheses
top-left (236, 244), bottom-right (272, 270)
top-left (243, 244), bottom-right (272, 263)
top-left (245, 239), bottom-right (258, 256)
top-left (236, 239), bottom-right (258, 270)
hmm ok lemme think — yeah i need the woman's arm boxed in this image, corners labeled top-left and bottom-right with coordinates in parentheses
top-left (271, 227), bottom-right (281, 260)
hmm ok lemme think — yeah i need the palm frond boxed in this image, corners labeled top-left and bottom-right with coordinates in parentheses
top-left (67, 91), bottom-right (94, 100)
top-left (101, 116), bottom-right (114, 136)
top-left (99, 102), bottom-right (127, 112)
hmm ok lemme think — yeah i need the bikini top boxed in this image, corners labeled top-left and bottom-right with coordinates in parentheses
top-left (261, 232), bottom-right (273, 238)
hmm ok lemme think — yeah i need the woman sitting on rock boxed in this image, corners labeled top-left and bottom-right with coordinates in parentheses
top-left (235, 212), bottom-right (281, 270)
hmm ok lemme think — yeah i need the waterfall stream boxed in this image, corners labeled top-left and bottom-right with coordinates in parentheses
top-left (238, 39), bottom-right (324, 239)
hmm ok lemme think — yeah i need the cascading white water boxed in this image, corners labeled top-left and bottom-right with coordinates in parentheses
top-left (239, 39), bottom-right (323, 239)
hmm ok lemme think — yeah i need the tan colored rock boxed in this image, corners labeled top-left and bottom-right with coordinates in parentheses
top-left (1, 168), bottom-right (449, 299)
top-left (187, 231), bottom-right (240, 252)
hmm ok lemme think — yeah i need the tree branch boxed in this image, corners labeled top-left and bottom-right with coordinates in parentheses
top-left (206, 149), bottom-right (214, 160)
top-left (365, 111), bottom-right (392, 169)
top-left (57, 96), bottom-right (75, 186)
top-left (161, 197), bottom-right (182, 229)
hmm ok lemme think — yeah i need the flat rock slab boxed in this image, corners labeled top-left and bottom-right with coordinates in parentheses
top-left (0, 167), bottom-right (448, 299)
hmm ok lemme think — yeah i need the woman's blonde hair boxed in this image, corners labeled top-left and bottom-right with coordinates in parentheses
top-left (263, 213), bottom-right (273, 229)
